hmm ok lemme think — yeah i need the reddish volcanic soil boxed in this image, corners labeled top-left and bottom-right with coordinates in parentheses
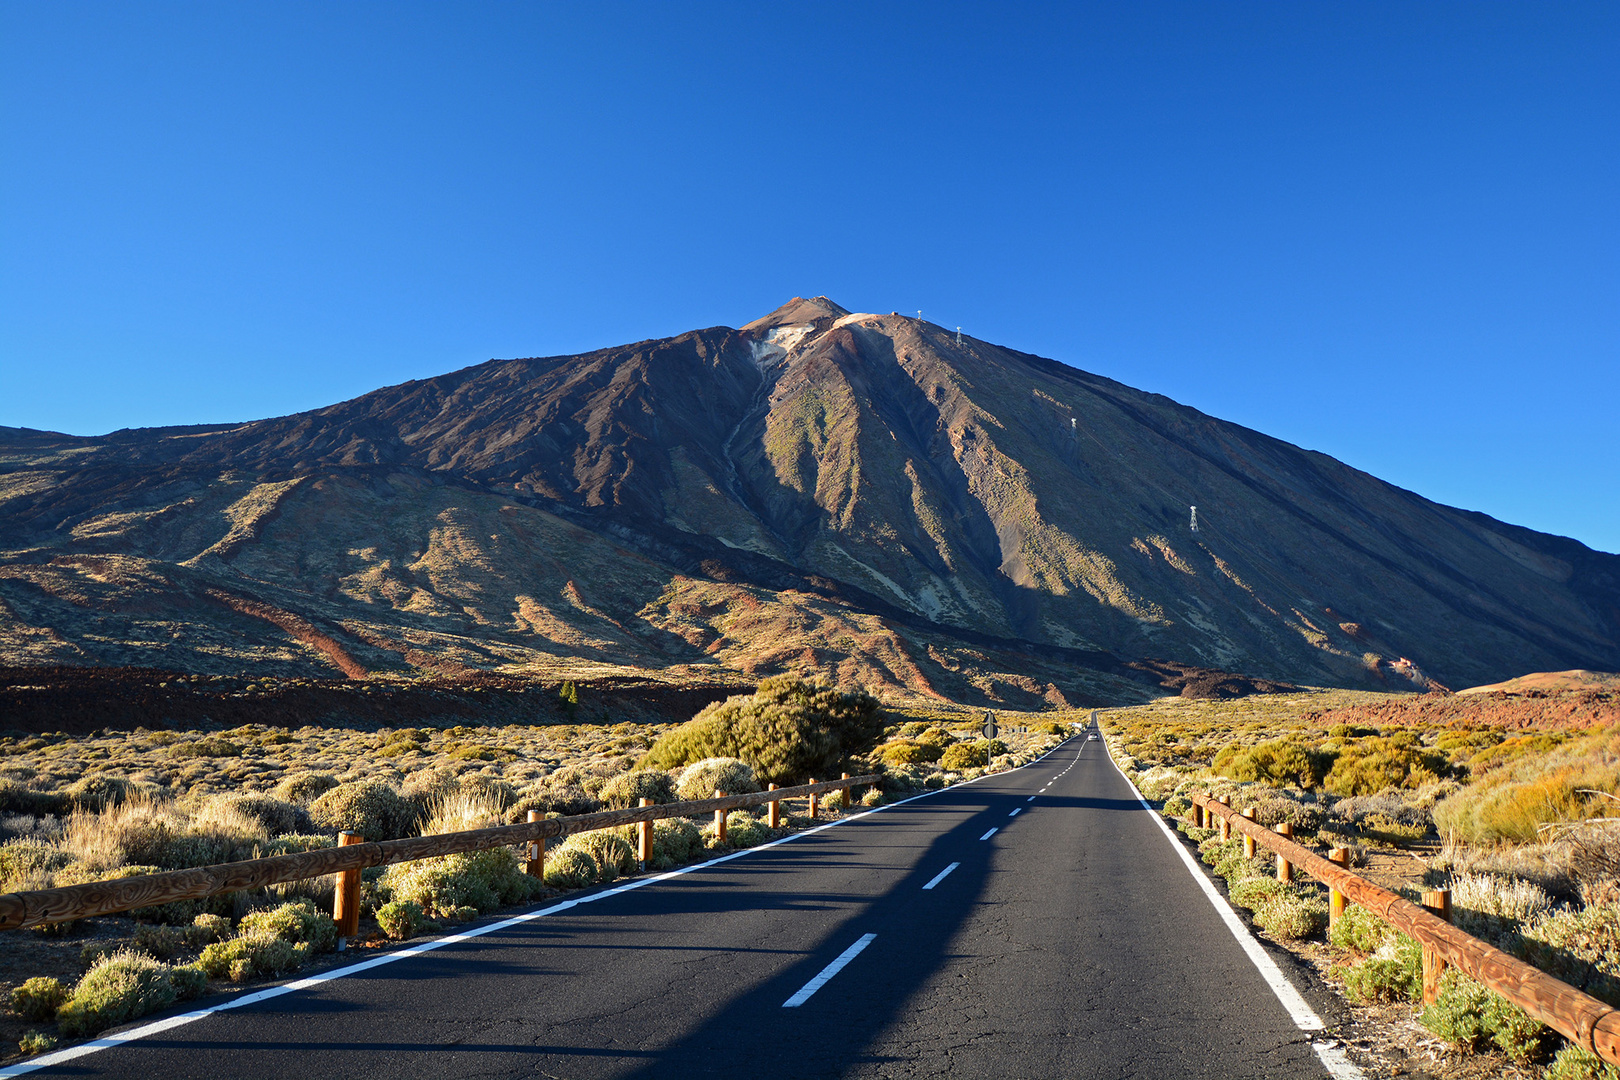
top-left (1303, 687), bottom-right (1619, 731)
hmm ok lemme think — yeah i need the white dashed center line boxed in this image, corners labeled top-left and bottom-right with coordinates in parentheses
top-left (921, 862), bottom-right (960, 890)
top-left (980, 827), bottom-right (998, 840)
top-left (783, 934), bottom-right (877, 1007)
top-left (1008, 808), bottom-right (1021, 817)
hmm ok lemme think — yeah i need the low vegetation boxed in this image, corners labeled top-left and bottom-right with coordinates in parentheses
top-left (1107, 686), bottom-right (1620, 1079)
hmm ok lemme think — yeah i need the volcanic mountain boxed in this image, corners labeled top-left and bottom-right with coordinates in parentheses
top-left (2, 297), bottom-right (1616, 707)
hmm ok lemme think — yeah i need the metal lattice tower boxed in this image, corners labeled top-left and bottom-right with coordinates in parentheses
top-left (1190, 506), bottom-right (1199, 533)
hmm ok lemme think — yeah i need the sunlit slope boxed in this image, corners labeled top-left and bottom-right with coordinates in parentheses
top-left (1, 296), bottom-right (1615, 693)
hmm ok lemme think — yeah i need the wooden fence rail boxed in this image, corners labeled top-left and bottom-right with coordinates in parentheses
top-left (0, 775), bottom-right (879, 933)
top-left (1189, 793), bottom-right (1620, 1066)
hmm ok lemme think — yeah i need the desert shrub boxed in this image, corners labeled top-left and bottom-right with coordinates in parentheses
top-left (198, 931), bottom-right (308, 982)
top-left (272, 771), bottom-right (340, 804)
top-left (1420, 970), bottom-right (1552, 1064)
top-left (1340, 933), bottom-right (1422, 1003)
top-left (0, 840), bottom-right (74, 889)
top-left (56, 950), bottom-right (181, 1036)
top-left (457, 773), bottom-right (519, 809)
top-left (376, 899), bottom-right (425, 940)
top-left (1323, 734), bottom-right (1447, 796)
top-left (1251, 796), bottom-right (1324, 833)
top-left (239, 900), bottom-right (337, 952)
top-left (1229, 877), bottom-right (1289, 910)
top-left (509, 775), bottom-right (601, 818)
top-left (879, 741), bottom-right (939, 766)
top-left (63, 775), bottom-right (147, 813)
top-left (1179, 824), bottom-right (1215, 843)
top-left (380, 847), bottom-right (540, 917)
top-left (0, 780), bottom-right (69, 817)
top-left (169, 737), bottom-right (242, 759)
top-left (1329, 903), bottom-right (1390, 954)
top-left (1255, 894), bottom-right (1327, 941)
top-left (880, 765), bottom-right (930, 793)
top-left (421, 791), bottom-right (506, 835)
top-left (1548, 1045), bottom-right (1620, 1080)
top-left (598, 770), bottom-right (676, 809)
top-left (1357, 813), bottom-right (1429, 846)
top-left (1213, 740), bottom-right (1333, 789)
top-left (170, 964), bottom-right (208, 1000)
top-left (308, 781), bottom-right (413, 841)
top-left (1518, 901), bottom-right (1620, 1007)
top-left (1134, 767), bottom-right (1183, 802)
top-left (206, 792), bottom-right (310, 836)
top-left (1199, 836), bottom-right (1241, 866)
top-left (261, 833), bottom-right (337, 857)
top-left (1161, 795), bottom-right (1192, 817)
top-left (558, 831), bottom-right (635, 882)
top-left (642, 677), bottom-right (885, 785)
top-left (18, 1030), bottom-right (56, 1056)
top-left (1448, 872), bottom-right (1554, 943)
top-left (543, 846), bottom-right (599, 889)
top-left (10, 976), bottom-right (67, 1023)
top-left (1215, 852), bottom-right (1272, 886)
top-left (704, 811), bottom-right (774, 850)
top-left (673, 758), bottom-right (759, 802)
top-left (940, 743), bottom-right (988, 771)
top-left (645, 818), bottom-right (704, 870)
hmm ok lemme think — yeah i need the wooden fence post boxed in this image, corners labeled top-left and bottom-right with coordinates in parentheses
top-left (808, 780), bottom-right (818, 820)
top-left (638, 798), bottom-right (653, 868)
top-left (526, 810), bottom-right (545, 878)
top-left (1242, 808), bottom-right (1257, 858)
top-left (333, 831), bottom-right (362, 945)
top-left (1193, 803), bottom-right (1205, 828)
top-left (1422, 888), bottom-right (1453, 1004)
top-left (768, 784), bottom-right (780, 828)
top-left (714, 791), bottom-right (727, 844)
top-left (1274, 822), bottom-right (1293, 883)
top-left (1328, 848), bottom-right (1349, 928)
top-left (841, 773), bottom-right (851, 809)
top-left (1217, 796), bottom-right (1231, 840)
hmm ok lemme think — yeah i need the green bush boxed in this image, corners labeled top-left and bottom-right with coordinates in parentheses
top-left (1547, 1045), bottom-right (1620, 1080)
top-left (1255, 895), bottom-right (1328, 941)
top-left (642, 677), bottom-right (885, 785)
top-left (559, 831), bottom-right (636, 882)
top-left (1324, 734), bottom-right (1447, 796)
top-left (0, 841), bottom-right (73, 890)
top-left (198, 931), bottom-right (310, 982)
top-left (1215, 852), bottom-right (1272, 885)
top-left (308, 781), bottom-right (414, 840)
top-left (376, 900), bottom-right (426, 940)
top-left (18, 1030), bottom-right (57, 1056)
top-left (272, 771), bottom-right (340, 804)
top-left (543, 846), bottom-right (599, 889)
top-left (9, 976), bottom-right (67, 1023)
top-left (1329, 904), bottom-right (1390, 953)
top-left (940, 742), bottom-right (986, 771)
top-left (239, 900), bottom-right (337, 953)
top-left (1213, 740), bottom-right (1334, 789)
top-left (673, 757), bottom-right (760, 801)
top-left (0, 780), bottom-right (69, 817)
top-left (646, 818), bottom-right (704, 870)
top-left (879, 741), bottom-right (940, 765)
top-left (57, 950), bottom-right (183, 1036)
top-left (705, 811), bottom-right (774, 849)
top-left (1161, 795), bottom-right (1192, 817)
top-left (1198, 836), bottom-right (1241, 866)
top-left (1420, 970), bottom-right (1552, 1064)
top-left (1229, 877), bottom-right (1288, 910)
top-left (380, 846), bottom-right (541, 917)
top-left (598, 770), bottom-right (676, 809)
top-left (1340, 934), bottom-right (1422, 1003)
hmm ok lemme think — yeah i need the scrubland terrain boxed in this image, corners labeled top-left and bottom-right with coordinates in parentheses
top-left (1106, 677), bottom-right (1620, 1080)
top-left (0, 676), bottom-right (1061, 1062)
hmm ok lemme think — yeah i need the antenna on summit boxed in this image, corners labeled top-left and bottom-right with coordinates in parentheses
top-left (956, 326), bottom-right (962, 344)
top-left (917, 310), bottom-right (923, 322)
top-left (1189, 506), bottom-right (1199, 533)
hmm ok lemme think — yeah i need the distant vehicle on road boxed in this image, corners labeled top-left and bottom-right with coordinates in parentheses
top-left (1087, 733), bottom-right (1099, 741)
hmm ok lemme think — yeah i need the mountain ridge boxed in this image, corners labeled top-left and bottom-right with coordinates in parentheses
top-left (1, 297), bottom-right (1615, 705)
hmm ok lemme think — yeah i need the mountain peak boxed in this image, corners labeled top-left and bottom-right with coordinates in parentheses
top-left (741, 296), bottom-right (851, 334)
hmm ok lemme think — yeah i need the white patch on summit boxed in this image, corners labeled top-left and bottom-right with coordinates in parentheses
top-left (750, 324), bottom-right (818, 368)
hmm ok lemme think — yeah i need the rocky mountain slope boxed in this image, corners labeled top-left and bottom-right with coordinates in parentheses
top-left (2, 297), bottom-right (1615, 706)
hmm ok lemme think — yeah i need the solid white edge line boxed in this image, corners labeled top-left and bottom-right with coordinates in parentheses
top-left (782, 933), bottom-right (877, 1007)
top-left (1100, 737), bottom-right (1368, 1080)
top-left (3, 738), bottom-right (1085, 1077)
top-left (920, 862), bottom-right (960, 890)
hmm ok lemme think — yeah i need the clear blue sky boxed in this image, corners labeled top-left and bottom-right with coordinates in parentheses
top-left (3, 2), bottom-right (1616, 553)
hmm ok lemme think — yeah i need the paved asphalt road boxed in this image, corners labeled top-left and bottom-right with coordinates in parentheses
top-left (18, 728), bottom-right (1358, 1079)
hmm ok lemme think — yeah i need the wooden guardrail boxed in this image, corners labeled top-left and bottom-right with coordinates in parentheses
top-left (1188, 793), bottom-right (1620, 1067)
top-left (0, 774), bottom-right (878, 933)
